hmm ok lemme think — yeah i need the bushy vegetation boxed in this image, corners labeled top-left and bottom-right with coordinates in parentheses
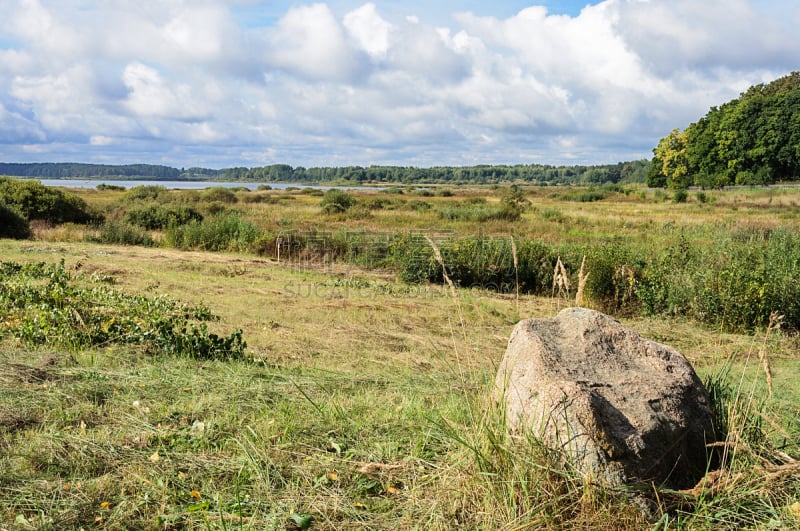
top-left (165, 212), bottom-right (261, 252)
top-left (0, 260), bottom-right (245, 359)
top-left (320, 189), bottom-right (357, 214)
top-left (0, 176), bottom-right (97, 224)
top-left (90, 220), bottom-right (155, 247)
top-left (0, 203), bottom-right (30, 239)
top-left (638, 228), bottom-right (800, 332)
top-left (124, 204), bottom-right (203, 230)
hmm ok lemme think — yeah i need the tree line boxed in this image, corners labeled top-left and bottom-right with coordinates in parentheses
top-left (648, 71), bottom-right (800, 189)
top-left (220, 161), bottom-right (650, 185)
top-left (0, 160), bottom-right (650, 185)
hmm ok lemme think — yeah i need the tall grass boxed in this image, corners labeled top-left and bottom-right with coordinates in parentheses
top-left (165, 212), bottom-right (261, 252)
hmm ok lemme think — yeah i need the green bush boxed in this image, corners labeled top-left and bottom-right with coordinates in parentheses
top-left (91, 221), bottom-right (155, 247)
top-left (0, 203), bottom-right (31, 239)
top-left (203, 187), bottom-right (238, 204)
top-left (0, 176), bottom-right (97, 224)
top-left (673, 189), bottom-right (688, 203)
top-left (123, 185), bottom-right (167, 202)
top-left (166, 212), bottom-right (261, 252)
top-left (96, 183), bottom-right (126, 191)
top-left (582, 243), bottom-right (643, 312)
top-left (124, 204), bottom-right (203, 230)
top-left (320, 189), bottom-right (357, 214)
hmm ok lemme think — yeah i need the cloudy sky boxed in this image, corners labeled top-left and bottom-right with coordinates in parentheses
top-left (0, 0), bottom-right (798, 169)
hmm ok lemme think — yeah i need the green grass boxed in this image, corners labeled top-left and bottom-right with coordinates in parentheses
top-left (2, 185), bottom-right (800, 529)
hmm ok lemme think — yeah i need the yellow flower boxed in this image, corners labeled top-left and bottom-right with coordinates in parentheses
top-left (190, 489), bottom-right (202, 500)
top-left (100, 501), bottom-right (111, 509)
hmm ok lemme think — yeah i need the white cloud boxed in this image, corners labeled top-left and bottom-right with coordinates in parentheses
top-left (122, 62), bottom-right (210, 121)
top-left (0, 0), bottom-right (798, 167)
top-left (266, 3), bottom-right (364, 82)
top-left (343, 3), bottom-right (392, 59)
top-left (89, 135), bottom-right (114, 146)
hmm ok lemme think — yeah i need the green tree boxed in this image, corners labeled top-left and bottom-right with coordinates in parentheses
top-left (653, 129), bottom-right (690, 189)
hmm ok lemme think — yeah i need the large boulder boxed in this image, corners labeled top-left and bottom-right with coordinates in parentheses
top-left (494, 308), bottom-right (718, 489)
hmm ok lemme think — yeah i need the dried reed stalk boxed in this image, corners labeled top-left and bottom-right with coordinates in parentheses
top-left (759, 312), bottom-right (782, 397)
top-left (575, 255), bottom-right (589, 307)
top-left (424, 235), bottom-right (458, 299)
top-left (552, 256), bottom-right (570, 300)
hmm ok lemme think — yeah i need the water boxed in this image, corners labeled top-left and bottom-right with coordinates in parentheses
top-left (27, 179), bottom-right (379, 191)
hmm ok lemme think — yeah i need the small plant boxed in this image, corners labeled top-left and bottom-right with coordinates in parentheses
top-left (673, 189), bottom-right (688, 203)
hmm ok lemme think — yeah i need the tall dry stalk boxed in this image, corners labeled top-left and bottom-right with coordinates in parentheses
top-left (575, 255), bottom-right (589, 307)
top-left (425, 235), bottom-right (458, 300)
top-left (758, 312), bottom-right (782, 397)
top-left (552, 256), bottom-right (570, 301)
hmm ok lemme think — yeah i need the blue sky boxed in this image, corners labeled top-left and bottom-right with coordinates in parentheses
top-left (0, 0), bottom-right (798, 169)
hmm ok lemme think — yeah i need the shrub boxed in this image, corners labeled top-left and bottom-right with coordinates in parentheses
top-left (257, 184), bottom-right (272, 191)
top-left (0, 176), bottom-right (97, 224)
top-left (407, 200), bottom-right (431, 212)
top-left (96, 183), bottom-right (126, 191)
top-left (673, 189), bottom-right (688, 203)
top-left (320, 189), bottom-right (357, 214)
top-left (91, 221), bottom-right (154, 247)
top-left (123, 185), bottom-right (167, 202)
top-left (166, 212), bottom-right (261, 252)
top-left (203, 187), bottom-right (238, 204)
top-left (582, 243), bottom-right (643, 312)
top-left (124, 204), bottom-right (203, 230)
top-left (0, 203), bottom-right (31, 239)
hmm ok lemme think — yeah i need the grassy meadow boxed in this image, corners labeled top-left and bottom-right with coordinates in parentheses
top-left (1, 183), bottom-right (800, 529)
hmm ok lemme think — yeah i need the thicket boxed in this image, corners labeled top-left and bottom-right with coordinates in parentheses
top-left (0, 260), bottom-right (245, 359)
top-left (649, 71), bottom-right (800, 188)
top-left (0, 176), bottom-right (97, 224)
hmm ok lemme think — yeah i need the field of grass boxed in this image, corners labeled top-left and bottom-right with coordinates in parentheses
top-left (2, 183), bottom-right (799, 529)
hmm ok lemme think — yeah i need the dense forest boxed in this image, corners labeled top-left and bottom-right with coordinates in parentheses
top-left (0, 163), bottom-right (201, 180)
top-left (0, 160), bottom-right (651, 185)
top-left (648, 71), bottom-right (800, 189)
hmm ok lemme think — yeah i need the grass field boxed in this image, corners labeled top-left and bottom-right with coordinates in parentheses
top-left (1, 183), bottom-right (799, 529)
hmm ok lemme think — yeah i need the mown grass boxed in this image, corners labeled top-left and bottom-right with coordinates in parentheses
top-left (2, 184), bottom-right (800, 529)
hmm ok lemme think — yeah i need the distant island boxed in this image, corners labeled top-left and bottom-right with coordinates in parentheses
top-left (0, 160), bottom-right (650, 186)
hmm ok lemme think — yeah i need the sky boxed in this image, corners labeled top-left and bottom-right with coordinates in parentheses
top-left (0, 0), bottom-right (798, 169)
